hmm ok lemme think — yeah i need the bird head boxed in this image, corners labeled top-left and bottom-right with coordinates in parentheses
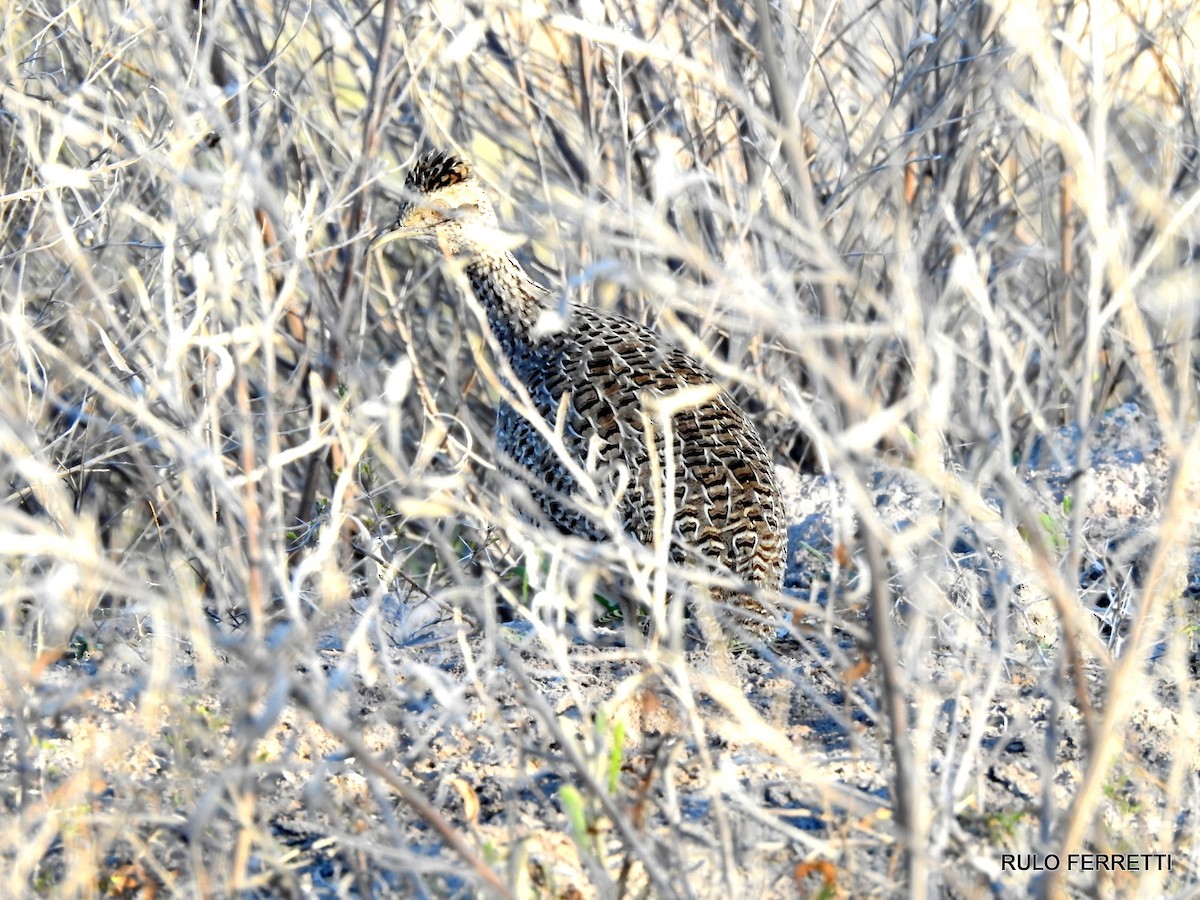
top-left (371, 150), bottom-right (500, 259)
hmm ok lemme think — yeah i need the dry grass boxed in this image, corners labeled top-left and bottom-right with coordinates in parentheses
top-left (1, 0), bottom-right (1197, 896)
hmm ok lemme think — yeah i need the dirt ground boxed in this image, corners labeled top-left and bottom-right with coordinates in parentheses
top-left (6, 403), bottom-right (1198, 898)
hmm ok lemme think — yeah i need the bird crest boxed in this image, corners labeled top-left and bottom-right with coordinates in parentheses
top-left (405, 150), bottom-right (475, 196)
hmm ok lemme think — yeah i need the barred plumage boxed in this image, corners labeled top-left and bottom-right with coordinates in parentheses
top-left (373, 150), bottom-right (784, 638)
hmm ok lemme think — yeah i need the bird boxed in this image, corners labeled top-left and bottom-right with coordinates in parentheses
top-left (371, 149), bottom-right (784, 641)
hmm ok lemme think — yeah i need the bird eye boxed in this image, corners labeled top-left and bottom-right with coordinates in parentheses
top-left (429, 198), bottom-right (450, 213)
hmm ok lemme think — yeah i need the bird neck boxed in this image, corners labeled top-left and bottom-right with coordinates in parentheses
top-left (463, 252), bottom-right (552, 349)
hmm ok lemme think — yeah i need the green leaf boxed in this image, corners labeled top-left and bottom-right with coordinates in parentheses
top-left (606, 719), bottom-right (625, 796)
top-left (559, 785), bottom-right (589, 849)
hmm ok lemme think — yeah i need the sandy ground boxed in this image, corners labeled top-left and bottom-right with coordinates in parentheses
top-left (4, 402), bottom-right (1198, 898)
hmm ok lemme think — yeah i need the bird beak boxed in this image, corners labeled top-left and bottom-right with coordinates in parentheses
top-left (368, 221), bottom-right (409, 250)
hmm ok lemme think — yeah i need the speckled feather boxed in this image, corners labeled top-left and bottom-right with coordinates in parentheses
top-left (378, 150), bottom-right (784, 630)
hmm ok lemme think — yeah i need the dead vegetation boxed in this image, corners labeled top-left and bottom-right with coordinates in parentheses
top-left (0, 0), bottom-right (1197, 896)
